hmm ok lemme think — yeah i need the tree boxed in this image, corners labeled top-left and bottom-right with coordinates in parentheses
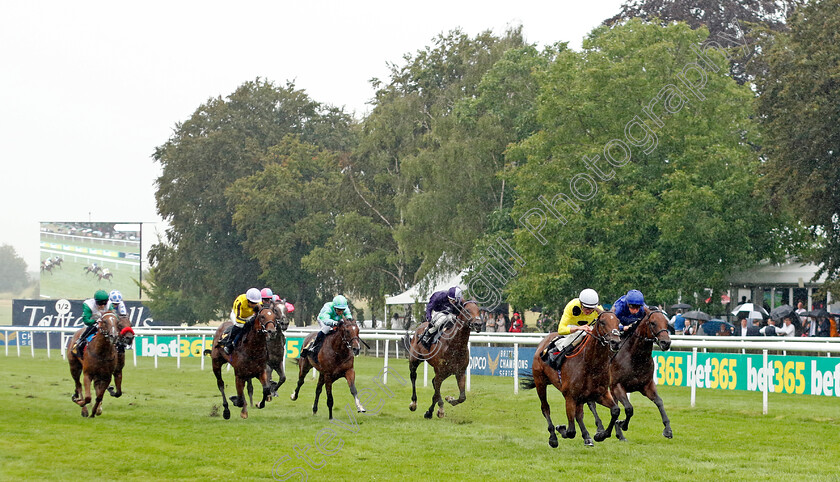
top-left (150, 79), bottom-right (355, 323)
top-left (604, 0), bottom-right (800, 83)
top-left (0, 244), bottom-right (29, 292)
top-left (755, 0), bottom-right (840, 293)
top-left (507, 20), bottom-right (790, 309)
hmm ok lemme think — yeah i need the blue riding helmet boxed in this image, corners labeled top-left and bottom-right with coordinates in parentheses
top-left (626, 289), bottom-right (645, 306)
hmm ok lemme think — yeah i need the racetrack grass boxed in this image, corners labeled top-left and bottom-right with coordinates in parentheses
top-left (38, 256), bottom-right (142, 301)
top-left (1, 353), bottom-right (838, 481)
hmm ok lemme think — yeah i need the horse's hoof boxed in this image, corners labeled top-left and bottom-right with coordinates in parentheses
top-left (257, 401), bottom-right (265, 409)
top-left (81, 407), bottom-right (89, 418)
top-left (445, 396), bottom-right (454, 403)
top-left (437, 410), bottom-right (445, 418)
top-left (223, 408), bottom-right (230, 420)
top-left (96, 406), bottom-right (103, 416)
top-left (358, 408), bottom-right (366, 413)
top-left (549, 436), bottom-right (558, 448)
top-left (424, 411), bottom-right (432, 419)
top-left (594, 431), bottom-right (607, 443)
top-left (663, 428), bottom-right (673, 439)
top-left (584, 439), bottom-right (594, 447)
top-left (290, 393), bottom-right (297, 401)
top-left (409, 402), bottom-right (417, 412)
top-left (619, 420), bottom-right (629, 431)
top-left (240, 411), bottom-right (248, 419)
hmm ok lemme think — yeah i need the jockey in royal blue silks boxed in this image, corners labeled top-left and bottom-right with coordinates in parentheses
top-left (613, 289), bottom-right (648, 333)
top-left (421, 286), bottom-right (465, 346)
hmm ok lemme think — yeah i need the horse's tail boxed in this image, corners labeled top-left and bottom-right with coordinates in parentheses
top-left (519, 370), bottom-right (536, 390)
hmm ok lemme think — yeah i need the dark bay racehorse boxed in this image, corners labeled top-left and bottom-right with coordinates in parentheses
top-left (522, 311), bottom-right (623, 447)
top-left (83, 264), bottom-right (101, 276)
top-left (587, 308), bottom-right (673, 439)
top-left (67, 312), bottom-right (120, 417)
top-left (406, 301), bottom-right (482, 419)
top-left (206, 307), bottom-right (277, 419)
top-left (290, 319), bottom-right (366, 419)
top-left (107, 315), bottom-right (135, 399)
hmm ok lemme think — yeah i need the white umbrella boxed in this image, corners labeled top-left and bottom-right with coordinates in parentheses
top-left (747, 311), bottom-right (764, 321)
top-left (732, 303), bottom-right (768, 317)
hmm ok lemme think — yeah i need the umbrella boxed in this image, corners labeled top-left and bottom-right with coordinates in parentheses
top-left (682, 310), bottom-right (710, 321)
top-left (670, 303), bottom-right (692, 311)
top-left (769, 304), bottom-right (796, 322)
top-left (702, 319), bottom-right (736, 336)
top-left (732, 303), bottom-right (769, 317)
top-left (803, 309), bottom-right (829, 318)
top-left (747, 310), bottom-right (765, 321)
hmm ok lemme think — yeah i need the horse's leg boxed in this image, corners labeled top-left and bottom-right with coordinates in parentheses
top-left (80, 372), bottom-right (93, 417)
top-left (70, 360), bottom-right (83, 404)
top-left (325, 377), bottom-right (335, 420)
top-left (235, 376), bottom-right (248, 419)
top-left (425, 374), bottom-right (443, 419)
top-left (574, 403), bottom-right (595, 447)
top-left (290, 358), bottom-right (312, 402)
top-left (613, 384), bottom-right (633, 433)
top-left (312, 372), bottom-right (325, 416)
top-left (408, 357), bottom-right (420, 412)
top-left (535, 371), bottom-right (558, 448)
top-left (346, 369), bottom-right (365, 413)
top-left (593, 391), bottom-right (622, 443)
top-left (642, 379), bottom-right (673, 438)
top-left (558, 397), bottom-right (577, 440)
top-left (212, 358), bottom-right (231, 420)
top-left (256, 369), bottom-right (271, 409)
top-left (246, 379), bottom-right (254, 407)
top-left (587, 401), bottom-right (606, 435)
top-left (445, 369), bottom-right (467, 407)
top-left (90, 378), bottom-right (108, 418)
top-left (108, 368), bottom-right (123, 398)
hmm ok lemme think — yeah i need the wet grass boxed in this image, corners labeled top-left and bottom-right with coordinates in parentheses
top-left (0, 352), bottom-right (838, 480)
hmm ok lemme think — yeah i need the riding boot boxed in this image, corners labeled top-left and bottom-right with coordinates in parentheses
top-left (73, 324), bottom-right (97, 357)
top-left (310, 331), bottom-right (326, 358)
top-left (225, 325), bottom-right (243, 354)
top-left (421, 327), bottom-right (436, 347)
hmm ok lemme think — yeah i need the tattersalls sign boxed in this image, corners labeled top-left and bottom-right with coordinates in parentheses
top-left (12, 299), bottom-right (159, 327)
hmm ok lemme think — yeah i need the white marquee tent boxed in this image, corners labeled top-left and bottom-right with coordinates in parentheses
top-left (383, 271), bottom-right (466, 322)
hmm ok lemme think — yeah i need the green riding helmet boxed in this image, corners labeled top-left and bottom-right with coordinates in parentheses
top-left (332, 295), bottom-right (349, 310)
top-left (94, 290), bottom-right (109, 302)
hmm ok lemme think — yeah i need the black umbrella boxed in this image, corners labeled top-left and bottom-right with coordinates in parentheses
top-left (769, 305), bottom-right (796, 322)
top-left (804, 309), bottom-right (829, 318)
top-left (682, 310), bottom-right (710, 321)
top-left (670, 303), bottom-right (692, 311)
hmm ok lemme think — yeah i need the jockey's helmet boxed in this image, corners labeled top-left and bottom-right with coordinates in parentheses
top-left (260, 287), bottom-right (273, 299)
top-left (94, 290), bottom-right (109, 303)
top-left (447, 286), bottom-right (463, 302)
top-left (246, 288), bottom-right (261, 303)
top-left (579, 288), bottom-right (599, 309)
top-left (332, 295), bottom-right (348, 310)
top-left (109, 290), bottom-right (123, 304)
top-left (626, 289), bottom-right (645, 306)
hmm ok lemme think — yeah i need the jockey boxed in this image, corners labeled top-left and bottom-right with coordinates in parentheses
top-left (224, 288), bottom-right (262, 354)
top-left (108, 290), bottom-right (128, 318)
top-left (260, 287), bottom-right (274, 308)
top-left (301, 295), bottom-right (353, 359)
top-left (421, 286), bottom-right (465, 346)
top-left (612, 289), bottom-right (648, 333)
top-left (71, 289), bottom-right (110, 357)
top-left (545, 288), bottom-right (603, 369)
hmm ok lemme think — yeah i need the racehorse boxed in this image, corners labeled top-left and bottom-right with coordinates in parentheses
top-left (67, 312), bottom-right (120, 417)
top-left (107, 315), bottom-right (136, 399)
top-left (521, 311), bottom-right (623, 447)
top-left (264, 301), bottom-right (290, 398)
top-left (587, 308), bottom-right (673, 439)
top-left (290, 319), bottom-right (366, 419)
top-left (97, 270), bottom-right (113, 283)
top-left (205, 307), bottom-right (277, 419)
top-left (405, 301), bottom-right (482, 419)
top-left (83, 264), bottom-right (101, 276)
top-left (40, 261), bottom-right (54, 275)
top-left (53, 256), bottom-right (63, 269)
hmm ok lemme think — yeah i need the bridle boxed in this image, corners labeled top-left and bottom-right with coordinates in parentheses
top-left (339, 320), bottom-right (369, 352)
top-left (255, 307), bottom-right (277, 334)
top-left (457, 300), bottom-right (483, 333)
top-left (586, 312), bottom-right (621, 349)
top-left (635, 308), bottom-right (670, 342)
top-left (97, 313), bottom-right (120, 344)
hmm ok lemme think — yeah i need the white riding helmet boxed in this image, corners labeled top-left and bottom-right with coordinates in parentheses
top-left (579, 288), bottom-right (599, 308)
top-left (108, 290), bottom-right (123, 304)
top-left (246, 288), bottom-right (261, 303)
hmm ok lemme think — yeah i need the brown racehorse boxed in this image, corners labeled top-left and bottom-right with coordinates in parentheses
top-left (107, 315), bottom-right (135, 399)
top-left (406, 301), bottom-right (482, 419)
top-left (67, 312), bottom-right (120, 418)
top-left (265, 301), bottom-right (290, 398)
top-left (522, 311), bottom-right (623, 447)
top-left (587, 308), bottom-right (673, 439)
top-left (290, 319), bottom-right (366, 419)
top-left (206, 307), bottom-right (277, 419)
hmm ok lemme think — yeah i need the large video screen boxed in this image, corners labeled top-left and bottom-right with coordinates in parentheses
top-left (39, 222), bottom-right (142, 300)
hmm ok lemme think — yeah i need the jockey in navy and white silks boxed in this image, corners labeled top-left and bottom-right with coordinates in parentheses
top-left (422, 286), bottom-right (464, 344)
top-left (108, 290), bottom-right (128, 317)
top-left (613, 289), bottom-right (648, 332)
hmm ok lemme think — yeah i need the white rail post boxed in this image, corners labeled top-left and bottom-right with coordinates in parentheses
top-left (514, 343), bottom-right (519, 395)
top-left (763, 349), bottom-right (769, 415)
top-left (376, 340), bottom-right (379, 357)
top-left (690, 348), bottom-right (697, 408)
top-left (4, 330), bottom-right (8, 356)
top-left (384, 339), bottom-right (390, 384)
top-left (61, 334), bottom-right (66, 360)
top-left (201, 335), bottom-right (206, 371)
top-left (31, 332), bottom-right (35, 358)
top-left (133, 336), bottom-right (139, 366)
top-left (466, 342), bottom-right (471, 392)
top-left (176, 334), bottom-right (181, 369)
top-left (17, 332), bottom-right (21, 357)
top-left (154, 334), bottom-right (158, 369)
top-left (395, 340), bottom-right (399, 359)
top-left (46, 332), bottom-right (51, 359)
top-left (423, 360), bottom-right (428, 387)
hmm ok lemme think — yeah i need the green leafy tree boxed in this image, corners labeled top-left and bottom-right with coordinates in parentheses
top-left (0, 244), bottom-right (29, 292)
top-left (151, 79), bottom-right (355, 323)
top-left (507, 20), bottom-right (789, 309)
top-left (755, 0), bottom-right (840, 294)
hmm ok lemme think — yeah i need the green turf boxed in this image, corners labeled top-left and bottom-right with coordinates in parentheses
top-left (0, 352), bottom-right (838, 481)
top-left (38, 256), bottom-right (143, 301)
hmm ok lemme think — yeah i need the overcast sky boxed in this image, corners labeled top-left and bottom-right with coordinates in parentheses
top-left (1, 0), bottom-right (625, 269)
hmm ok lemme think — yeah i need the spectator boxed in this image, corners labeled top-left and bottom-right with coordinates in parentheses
top-left (485, 312), bottom-right (498, 333)
top-left (510, 312), bottom-right (524, 333)
top-left (738, 316), bottom-right (750, 337)
top-left (718, 324), bottom-right (732, 336)
top-left (777, 316), bottom-right (795, 337)
top-left (816, 316), bottom-right (831, 337)
top-left (500, 313), bottom-right (510, 332)
top-left (672, 310), bottom-right (687, 335)
top-left (746, 316), bottom-right (762, 336)
top-left (760, 319), bottom-right (778, 336)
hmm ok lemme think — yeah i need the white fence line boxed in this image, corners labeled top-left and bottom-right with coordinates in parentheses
top-left (3, 326), bottom-right (839, 414)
